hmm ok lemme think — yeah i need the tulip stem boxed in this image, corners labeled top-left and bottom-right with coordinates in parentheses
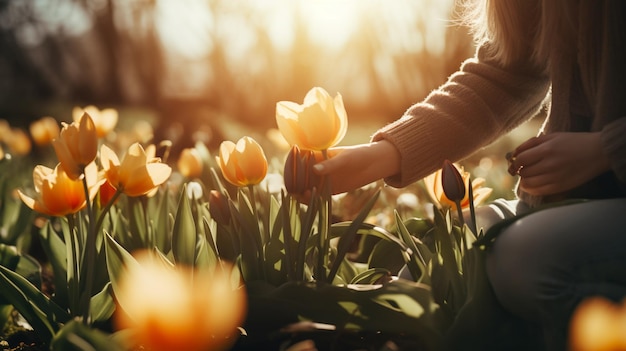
top-left (467, 177), bottom-right (478, 236)
top-left (318, 149), bottom-right (332, 284)
top-left (81, 174), bottom-right (95, 325)
top-left (247, 184), bottom-right (265, 279)
top-left (454, 200), bottom-right (466, 253)
top-left (95, 189), bottom-right (122, 232)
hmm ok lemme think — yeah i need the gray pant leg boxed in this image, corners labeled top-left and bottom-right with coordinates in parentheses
top-left (486, 198), bottom-right (626, 351)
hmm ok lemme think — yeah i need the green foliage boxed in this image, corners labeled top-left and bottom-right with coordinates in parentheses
top-left (0, 140), bottom-right (494, 351)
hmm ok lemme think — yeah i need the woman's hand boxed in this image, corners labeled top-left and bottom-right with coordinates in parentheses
top-left (313, 140), bottom-right (401, 195)
top-left (508, 132), bottom-right (610, 196)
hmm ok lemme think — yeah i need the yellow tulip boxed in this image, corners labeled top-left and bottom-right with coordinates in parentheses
top-left (18, 163), bottom-right (99, 217)
top-left (217, 136), bottom-right (268, 187)
top-left (30, 116), bottom-right (61, 146)
top-left (52, 112), bottom-right (98, 180)
top-left (276, 86), bottom-right (348, 151)
top-left (424, 162), bottom-right (492, 211)
top-left (72, 105), bottom-right (118, 138)
top-left (114, 250), bottom-right (246, 351)
top-left (4, 127), bottom-right (32, 156)
top-left (569, 297), bottom-right (626, 351)
top-left (177, 147), bottom-right (203, 179)
top-left (100, 142), bottom-right (172, 197)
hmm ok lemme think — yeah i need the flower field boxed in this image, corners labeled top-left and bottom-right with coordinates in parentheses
top-left (0, 89), bottom-right (619, 351)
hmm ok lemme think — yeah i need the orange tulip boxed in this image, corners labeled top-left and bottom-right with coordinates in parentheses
top-left (217, 136), bottom-right (268, 187)
top-left (29, 116), bottom-right (60, 146)
top-left (114, 250), bottom-right (246, 351)
top-left (569, 296), bottom-right (626, 351)
top-left (424, 162), bottom-right (492, 211)
top-left (72, 105), bottom-right (118, 138)
top-left (100, 142), bottom-right (172, 197)
top-left (3, 127), bottom-right (32, 156)
top-left (177, 147), bottom-right (203, 179)
top-left (276, 86), bottom-right (348, 151)
top-left (52, 112), bottom-right (98, 180)
top-left (18, 163), bottom-right (100, 216)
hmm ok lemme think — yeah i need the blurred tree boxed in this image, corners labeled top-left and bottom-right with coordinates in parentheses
top-left (0, 0), bottom-right (473, 151)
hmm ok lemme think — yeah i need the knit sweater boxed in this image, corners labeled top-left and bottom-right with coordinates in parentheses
top-left (372, 0), bottom-right (626, 207)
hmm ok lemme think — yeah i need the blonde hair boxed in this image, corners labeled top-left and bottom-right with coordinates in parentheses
top-left (461, 0), bottom-right (576, 68)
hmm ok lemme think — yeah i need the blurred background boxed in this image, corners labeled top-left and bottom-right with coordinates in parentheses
top-left (0, 0), bottom-right (472, 139)
top-left (0, 0), bottom-right (539, 197)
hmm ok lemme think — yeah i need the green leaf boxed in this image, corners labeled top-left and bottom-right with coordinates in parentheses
top-left (171, 185), bottom-right (198, 267)
top-left (51, 319), bottom-right (125, 351)
top-left (39, 222), bottom-right (69, 309)
top-left (128, 197), bottom-right (148, 249)
top-left (200, 217), bottom-right (219, 265)
top-left (104, 232), bottom-right (140, 314)
top-left (349, 267), bottom-right (391, 285)
top-left (431, 208), bottom-right (465, 313)
top-left (0, 265), bottom-right (69, 342)
top-left (394, 211), bottom-right (431, 284)
top-left (0, 243), bottom-right (20, 270)
top-left (154, 186), bottom-right (172, 253)
top-left (90, 282), bottom-right (115, 323)
top-left (368, 239), bottom-right (407, 274)
top-left (327, 188), bottom-right (381, 283)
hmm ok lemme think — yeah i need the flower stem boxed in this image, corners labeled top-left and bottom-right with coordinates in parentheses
top-left (247, 184), bottom-right (265, 279)
top-left (95, 189), bottom-right (122, 232)
top-left (318, 149), bottom-right (332, 283)
top-left (454, 200), bottom-right (467, 252)
top-left (81, 175), bottom-right (95, 325)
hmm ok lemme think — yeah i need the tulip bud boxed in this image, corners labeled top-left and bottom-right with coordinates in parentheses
top-left (217, 136), bottom-right (268, 187)
top-left (30, 116), bottom-right (60, 146)
top-left (177, 148), bottom-right (203, 179)
top-left (283, 145), bottom-right (321, 196)
top-left (441, 159), bottom-right (466, 203)
top-left (186, 181), bottom-right (203, 200)
top-left (209, 190), bottom-right (231, 226)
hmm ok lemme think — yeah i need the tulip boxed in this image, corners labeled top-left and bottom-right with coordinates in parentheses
top-left (283, 145), bottom-right (321, 196)
top-left (424, 161), bottom-right (492, 211)
top-left (569, 296), bottom-right (626, 351)
top-left (208, 190), bottom-right (231, 226)
top-left (29, 116), bottom-right (60, 146)
top-left (98, 178), bottom-right (118, 207)
top-left (217, 136), bottom-right (268, 187)
top-left (177, 147), bottom-right (203, 179)
top-left (72, 105), bottom-right (118, 138)
top-left (52, 113), bottom-right (98, 180)
top-left (18, 163), bottom-right (100, 217)
top-left (276, 87), bottom-right (348, 151)
top-left (186, 181), bottom-right (203, 200)
top-left (4, 127), bottom-right (32, 156)
top-left (114, 250), bottom-right (246, 351)
top-left (100, 142), bottom-right (172, 197)
top-left (441, 160), bottom-right (466, 204)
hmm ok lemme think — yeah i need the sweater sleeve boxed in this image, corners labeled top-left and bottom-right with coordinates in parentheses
top-left (600, 116), bottom-right (626, 183)
top-left (371, 42), bottom-right (551, 188)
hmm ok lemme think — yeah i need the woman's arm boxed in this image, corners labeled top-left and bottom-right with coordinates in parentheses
top-left (315, 42), bottom-right (551, 194)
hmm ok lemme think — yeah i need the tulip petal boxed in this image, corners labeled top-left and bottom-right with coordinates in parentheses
top-left (78, 112), bottom-right (98, 165)
top-left (52, 138), bottom-right (82, 180)
top-left (123, 163), bottom-right (172, 197)
top-left (18, 190), bottom-right (53, 216)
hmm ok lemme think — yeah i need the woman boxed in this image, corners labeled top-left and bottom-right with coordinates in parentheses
top-left (313, 1), bottom-right (626, 350)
